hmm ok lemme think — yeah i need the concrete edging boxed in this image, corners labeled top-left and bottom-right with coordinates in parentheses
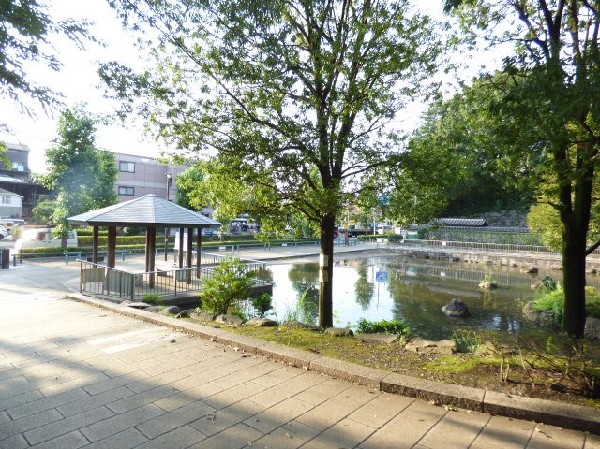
top-left (69, 294), bottom-right (600, 435)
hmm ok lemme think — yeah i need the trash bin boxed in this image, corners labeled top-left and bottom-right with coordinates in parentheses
top-left (0, 249), bottom-right (9, 269)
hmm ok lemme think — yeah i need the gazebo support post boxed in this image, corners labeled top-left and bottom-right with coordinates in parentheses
top-left (147, 227), bottom-right (156, 288)
top-left (178, 227), bottom-right (184, 269)
top-left (186, 227), bottom-right (193, 283)
top-left (164, 227), bottom-right (169, 261)
top-left (92, 226), bottom-right (99, 264)
top-left (107, 226), bottom-right (116, 268)
top-left (196, 227), bottom-right (202, 278)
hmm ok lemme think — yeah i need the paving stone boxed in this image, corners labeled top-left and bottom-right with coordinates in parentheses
top-left (106, 384), bottom-right (180, 414)
top-left (55, 386), bottom-right (134, 417)
top-left (417, 408), bottom-right (490, 449)
top-left (188, 422), bottom-right (264, 449)
top-left (304, 416), bottom-right (376, 449)
top-left (79, 428), bottom-right (148, 449)
top-left (8, 387), bottom-right (90, 420)
top-left (347, 392), bottom-right (413, 428)
top-left (0, 409), bottom-right (64, 441)
top-left (252, 420), bottom-right (321, 449)
top-left (81, 403), bottom-right (164, 442)
top-left (190, 399), bottom-right (265, 437)
top-left (134, 425), bottom-right (206, 449)
top-left (27, 430), bottom-right (89, 449)
top-left (137, 400), bottom-right (215, 440)
top-left (244, 397), bottom-right (314, 434)
top-left (470, 415), bottom-right (535, 449)
top-left (24, 406), bottom-right (113, 445)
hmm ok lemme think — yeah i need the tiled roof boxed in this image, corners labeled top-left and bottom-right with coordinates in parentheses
top-left (432, 218), bottom-right (487, 227)
top-left (68, 195), bottom-right (220, 227)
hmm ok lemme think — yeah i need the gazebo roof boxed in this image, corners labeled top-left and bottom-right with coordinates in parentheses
top-left (67, 194), bottom-right (220, 228)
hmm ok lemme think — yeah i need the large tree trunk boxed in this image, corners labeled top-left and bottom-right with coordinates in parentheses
top-left (560, 153), bottom-right (594, 338)
top-left (319, 212), bottom-right (336, 328)
top-left (561, 225), bottom-right (587, 337)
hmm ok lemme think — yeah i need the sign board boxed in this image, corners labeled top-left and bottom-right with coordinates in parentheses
top-left (375, 271), bottom-right (388, 282)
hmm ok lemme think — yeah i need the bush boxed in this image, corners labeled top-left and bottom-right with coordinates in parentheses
top-left (199, 257), bottom-right (256, 316)
top-left (532, 286), bottom-right (600, 325)
top-left (355, 318), bottom-right (411, 336)
top-left (251, 293), bottom-right (273, 318)
top-left (143, 293), bottom-right (164, 306)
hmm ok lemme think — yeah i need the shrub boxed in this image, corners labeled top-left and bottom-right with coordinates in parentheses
top-left (452, 330), bottom-right (483, 353)
top-left (143, 293), bottom-right (164, 306)
top-left (251, 293), bottom-right (273, 318)
top-left (355, 318), bottom-right (411, 336)
top-left (532, 286), bottom-right (600, 325)
top-left (200, 257), bottom-right (256, 316)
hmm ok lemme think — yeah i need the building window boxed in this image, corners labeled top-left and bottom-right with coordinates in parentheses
top-left (119, 161), bottom-right (135, 172)
top-left (118, 186), bottom-right (134, 196)
top-left (1, 196), bottom-right (10, 204)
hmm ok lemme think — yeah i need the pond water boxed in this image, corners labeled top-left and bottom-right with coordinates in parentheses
top-left (266, 255), bottom-right (575, 341)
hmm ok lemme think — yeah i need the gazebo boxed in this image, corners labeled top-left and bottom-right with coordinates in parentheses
top-left (68, 194), bottom-right (220, 274)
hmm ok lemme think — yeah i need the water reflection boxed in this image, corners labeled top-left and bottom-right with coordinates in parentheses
top-left (269, 255), bottom-right (566, 340)
top-left (354, 260), bottom-right (374, 311)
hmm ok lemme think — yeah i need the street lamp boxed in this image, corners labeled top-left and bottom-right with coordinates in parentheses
top-left (166, 172), bottom-right (173, 202)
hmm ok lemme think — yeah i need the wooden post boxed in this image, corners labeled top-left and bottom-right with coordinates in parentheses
top-left (178, 227), bottom-right (184, 269)
top-left (149, 227), bottom-right (156, 288)
top-left (107, 226), bottom-right (116, 268)
top-left (92, 226), bottom-right (99, 264)
top-left (196, 227), bottom-right (203, 278)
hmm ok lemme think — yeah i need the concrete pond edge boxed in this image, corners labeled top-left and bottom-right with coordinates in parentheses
top-left (68, 294), bottom-right (600, 435)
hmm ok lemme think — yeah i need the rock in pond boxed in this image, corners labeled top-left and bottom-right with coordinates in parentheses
top-left (442, 298), bottom-right (471, 318)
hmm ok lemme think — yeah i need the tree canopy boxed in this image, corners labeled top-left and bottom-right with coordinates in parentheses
top-left (102, 0), bottom-right (444, 327)
top-left (444, 0), bottom-right (600, 337)
top-left (37, 105), bottom-right (118, 244)
top-left (0, 0), bottom-right (94, 114)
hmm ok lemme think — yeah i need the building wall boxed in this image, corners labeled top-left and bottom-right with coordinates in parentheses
top-left (0, 190), bottom-right (23, 217)
top-left (0, 143), bottom-right (30, 181)
top-left (115, 153), bottom-right (188, 202)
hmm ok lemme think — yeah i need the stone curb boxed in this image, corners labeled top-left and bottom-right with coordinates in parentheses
top-left (69, 294), bottom-right (600, 435)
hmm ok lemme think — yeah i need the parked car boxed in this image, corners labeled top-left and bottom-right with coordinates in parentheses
top-left (0, 225), bottom-right (7, 240)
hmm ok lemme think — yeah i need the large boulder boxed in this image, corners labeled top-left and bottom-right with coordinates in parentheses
top-left (324, 327), bottom-right (354, 337)
top-left (215, 314), bottom-right (244, 326)
top-left (585, 317), bottom-right (600, 340)
top-left (246, 317), bottom-right (278, 327)
top-left (405, 338), bottom-right (457, 355)
top-left (442, 298), bottom-right (471, 318)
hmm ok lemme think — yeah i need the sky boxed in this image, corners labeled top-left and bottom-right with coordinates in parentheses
top-left (0, 0), bottom-right (504, 174)
top-left (0, 0), bottom-right (156, 173)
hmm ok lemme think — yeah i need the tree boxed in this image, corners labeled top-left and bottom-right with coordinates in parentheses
top-left (37, 105), bottom-right (118, 246)
top-left (0, 0), bottom-right (94, 113)
top-left (175, 166), bottom-right (204, 210)
top-left (387, 76), bottom-right (533, 226)
top-left (445, 1), bottom-right (600, 337)
top-left (102, 0), bottom-right (443, 327)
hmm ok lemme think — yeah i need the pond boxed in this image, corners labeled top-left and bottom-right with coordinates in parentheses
top-left (266, 254), bottom-right (578, 341)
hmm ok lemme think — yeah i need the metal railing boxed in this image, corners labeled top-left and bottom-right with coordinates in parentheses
top-left (397, 239), bottom-right (557, 254)
top-left (79, 256), bottom-right (271, 301)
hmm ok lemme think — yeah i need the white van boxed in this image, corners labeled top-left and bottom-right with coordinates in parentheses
top-left (15, 227), bottom-right (78, 251)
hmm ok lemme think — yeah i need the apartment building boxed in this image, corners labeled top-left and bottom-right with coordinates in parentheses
top-left (0, 143), bottom-right (49, 218)
top-left (115, 153), bottom-right (188, 202)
